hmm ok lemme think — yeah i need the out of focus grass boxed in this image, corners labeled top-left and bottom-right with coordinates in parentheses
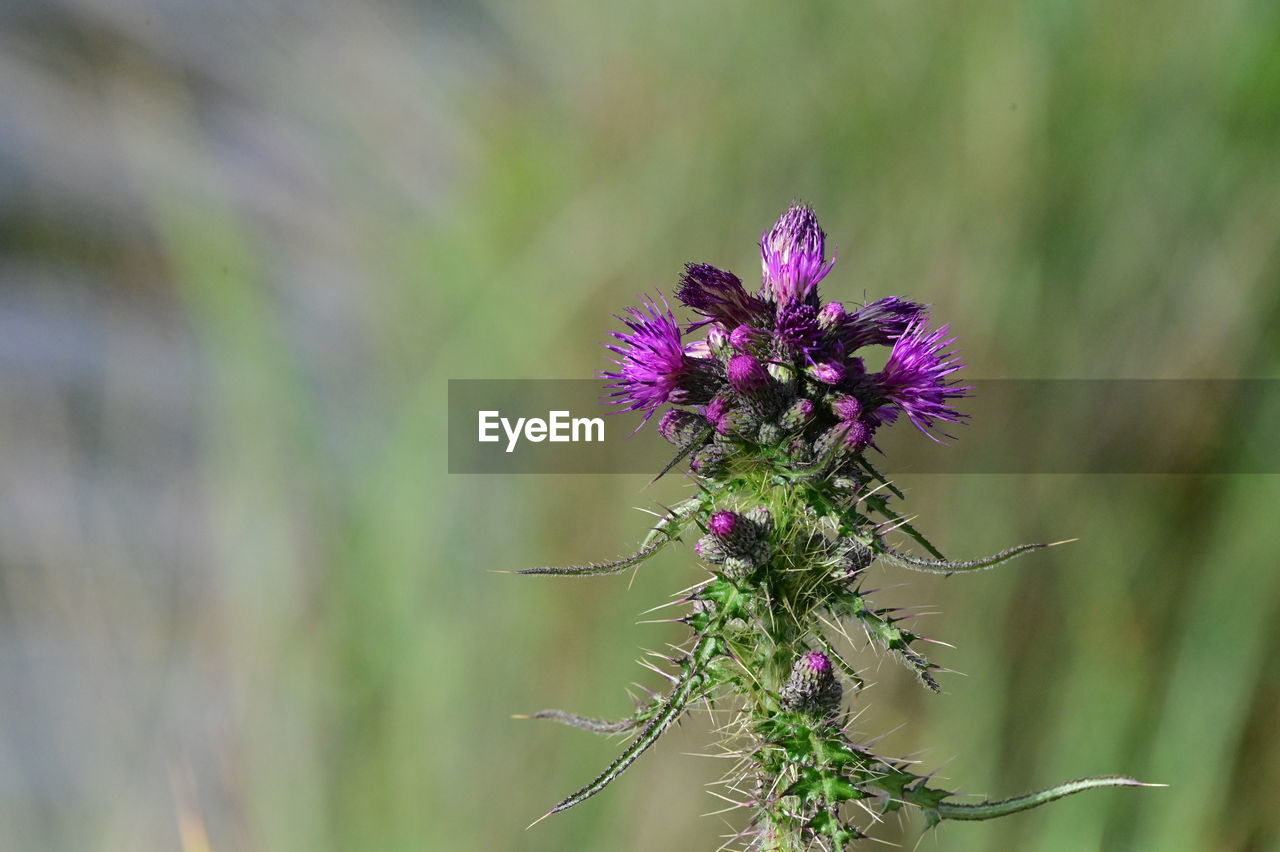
top-left (1, 1), bottom-right (1278, 850)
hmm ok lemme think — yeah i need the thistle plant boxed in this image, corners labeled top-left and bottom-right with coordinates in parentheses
top-left (519, 204), bottom-right (1154, 849)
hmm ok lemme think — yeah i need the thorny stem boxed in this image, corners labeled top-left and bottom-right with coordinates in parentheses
top-left (518, 204), bottom-right (1158, 847)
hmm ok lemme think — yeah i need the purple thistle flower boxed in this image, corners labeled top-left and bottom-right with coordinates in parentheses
top-left (873, 319), bottom-right (969, 441)
top-left (601, 296), bottom-right (716, 426)
top-left (676, 263), bottom-right (766, 330)
top-left (760, 204), bottom-right (834, 307)
top-left (836, 297), bottom-right (929, 351)
top-left (726, 354), bottom-right (769, 395)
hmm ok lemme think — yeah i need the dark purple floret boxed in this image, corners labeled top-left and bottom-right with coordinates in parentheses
top-left (726, 354), bottom-right (769, 394)
top-left (774, 303), bottom-right (823, 357)
top-left (836, 297), bottom-right (929, 351)
top-left (709, 511), bottom-right (739, 537)
top-left (677, 263), bottom-right (766, 330)
top-left (760, 204), bottom-right (834, 308)
top-left (873, 319), bottom-right (969, 441)
top-left (601, 295), bottom-right (715, 427)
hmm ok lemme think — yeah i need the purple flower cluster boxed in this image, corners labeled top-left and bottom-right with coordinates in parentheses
top-left (601, 204), bottom-right (968, 455)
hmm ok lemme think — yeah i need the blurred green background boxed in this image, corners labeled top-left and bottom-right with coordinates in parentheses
top-left (2, 1), bottom-right (1279, 850)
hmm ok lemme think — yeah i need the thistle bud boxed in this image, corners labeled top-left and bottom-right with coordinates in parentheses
top-left (729, 324), bottom-right (768, 354)
top-left (658, 409), bottom-right (707, 448)
top-left (690, 441), bottom-right (729, 476)
top-left (704, 396), bottom-right (742, 436)
top-left (787, 436), bottom-right (814, 464)
top-left (842, 420), bottom-right (872, 451)
top-left (817, 301), bottom-right (846, 331)
top-left (814, 424), bottom-right (847, 461)
top-left (832, 474), bottom-right (863, 493)
top-left (831, 396), bottom-right (862, 423)
top-left (832, 537), bottom-right (872, 581)
top-left (779, 398), bottom-right (816, 432)
top-left (704, 324), bottom-right (731, 357)
top-left (694, 534), bottom-right (727, 564)
top-left (756, 422), bottom-right (783, 446)
top-left (808, 360), bottom-right (846, 386)
top-left (721, 556), bottom-right (754, 579)
top-left (727, 354), bottom-right (769, 395)
top-left (744, 506), bottom-right (774, 537)
top-left (780, 651), bottom-right (843, 716)
top-left (695, 507), bottom-right (772, 570)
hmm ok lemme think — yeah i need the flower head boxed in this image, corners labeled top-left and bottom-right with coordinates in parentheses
top-left (760, 204), bottom-right (834, 307)
top-left (602, 296), bottom-right (714, 425)
top-left (873, 319), bottom-right (969, 440)
top-left (677, 263), bottom-right (766, 329)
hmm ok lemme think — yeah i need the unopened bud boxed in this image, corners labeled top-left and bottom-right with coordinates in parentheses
top-left (694, 534), bottom-right (727, 564)
top-left (704, 324), bottom-right (730, 356)
top-left (817, 302), bottom-right (846, 330)
top-left (832, 537), bottom-right (872, 581)
top-left (658, 409), bottom-right (707, 447)
top-left (756, 422), bottom-right (783, 446)
top-left (831, 396), bottom-right (862, 422)
top-left (690, 441), bottom-right (730, 477)
top-left (842, 420), bottom-right (872, 451)
top-left (729, 324), bottom-right (768, 354)
top-left (695, 507), bottom-right (772, 569)
top-left (727, 354), bottom-right (769, 395)
top-left (780, 651), bottom-right (843, 716)
top-left (808, 360), bottom-right (846, 385)
top-left (780, 398), bottom-right (816, 432)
